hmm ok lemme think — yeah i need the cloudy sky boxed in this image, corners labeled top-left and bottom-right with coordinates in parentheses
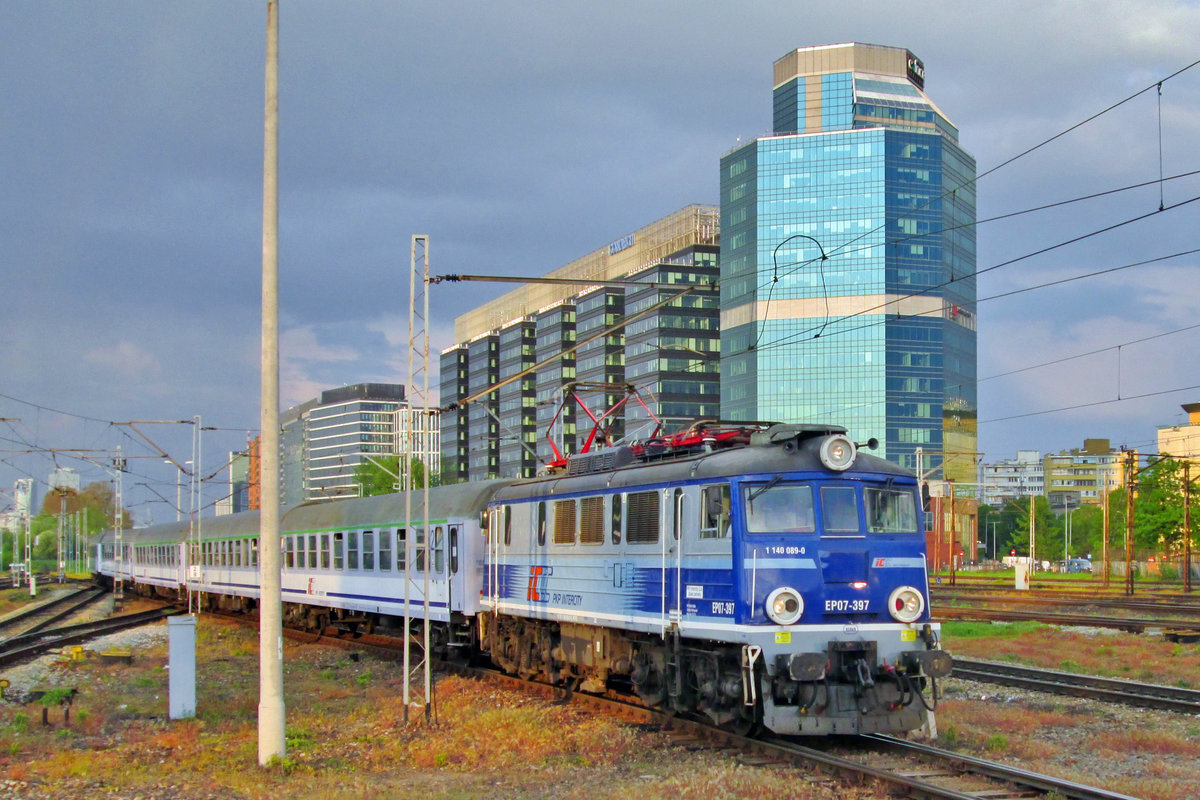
top-left (3, 1), bottom-right (1199, 521)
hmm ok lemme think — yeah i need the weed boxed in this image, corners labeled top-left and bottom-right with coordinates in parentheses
top-left (985, 734), bottom-right (1007, 752)
top-left (9, 713), bottom-right (28, 733)
top-left (1058, 660), bottom-right (1081, 672)
top-left (286, 728), bottom-right (315, 749)
top-left (940, 725), bottom-right (959, 746)
top-left (318, 668), bottom-right (335, 681)
top-left (263, 754), bottom-right (298, 774)
top-left (355, 671), bottom-right (371, 688)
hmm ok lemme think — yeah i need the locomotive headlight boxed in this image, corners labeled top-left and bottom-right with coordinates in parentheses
top-left (888, 586), bottom-right (925, 623)
top-left (819, 435), bottom-right (857, 471)
top-left (765, 587), bottom-right (804, 625)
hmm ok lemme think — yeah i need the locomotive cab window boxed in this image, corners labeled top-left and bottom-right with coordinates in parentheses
top-left (700, 484), bottom-right (731, 539)
top-left (865, 487), bottom-right (918, 533)
top-left (743, 482), bottom-right (815, 533)
top-left (821, 486), bottom-right (861, 534)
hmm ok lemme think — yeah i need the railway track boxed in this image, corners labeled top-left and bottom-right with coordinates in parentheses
top-left (933, 603), bottom-right (1200, 633)
top-left (450, 663), bottom-right (1137, 800)
top-left (0, 586), bottom-right (108, 640)
top-left (952, 657), bottom-right (1200, 714)
top-left (0, 607), bottom-right (179, 667)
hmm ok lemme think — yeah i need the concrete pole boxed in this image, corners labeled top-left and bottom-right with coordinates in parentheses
top-left (257, 0), bottom-right (285, 766)
top-left (1184, 461), bottom-right (1191, 593)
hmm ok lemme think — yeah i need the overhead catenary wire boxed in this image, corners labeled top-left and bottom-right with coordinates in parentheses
top-left (745, 191), bottom-right (1200, 357)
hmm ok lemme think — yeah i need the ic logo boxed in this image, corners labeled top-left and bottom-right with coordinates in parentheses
top-left (526, 566), bottom-right (550, 602)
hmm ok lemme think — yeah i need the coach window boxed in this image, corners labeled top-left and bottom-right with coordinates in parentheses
top-left (433, 526), bottom-right (445, 574)
top-left (320, 533), bottom-right (331, 570)
top-left (554, 499), bottom-right (577, 545)
top-left (348, 531), bottom-right (359, 570)
top-left (397, 529), bottom-right (407, 571)
top-left (333, 532), bottom-right (345, 570)
top-left (611, 494), bottom-right (623, 544)
top-left (363, 530), bottom-right (375, 570)
top-left (700, 484), bottom-right (731, 539)
top-left (378, 529), bottom-right (391, 571)
top-left (626, 490), bottom-right (660, 544)
top-left (414, 528), bottom-right (425, 572)
top-left (449, 525), bottom-right (459, 574)
top-left (503, 506), bottom-right (512, 546)
top-left (234, 541), bottom-right (242, 568)
top-left (821, 486), bottom-right (861, 534)
top-left (580, 496), bottom-right (604, 545)
top-left (537, 502), bottom-right (547, 547)
top-left (250, 538), bottom-right (259, 568)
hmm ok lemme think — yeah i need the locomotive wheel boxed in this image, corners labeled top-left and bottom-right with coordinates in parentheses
top-left (720, 708), bottom-right (762, 738)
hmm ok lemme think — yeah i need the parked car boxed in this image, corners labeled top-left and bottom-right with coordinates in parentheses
top-left (1063, 557), bottom-right (1093, 574)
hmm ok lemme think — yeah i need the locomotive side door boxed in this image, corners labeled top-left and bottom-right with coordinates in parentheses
top-left (665, 487), bottom-right (686, 628)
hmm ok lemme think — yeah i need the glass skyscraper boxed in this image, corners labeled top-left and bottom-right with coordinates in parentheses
top-left (720, 43), bottom-right (977, 479)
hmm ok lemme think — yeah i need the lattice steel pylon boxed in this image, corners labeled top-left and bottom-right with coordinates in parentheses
top-left (403, 235), bottom-right (434, 724)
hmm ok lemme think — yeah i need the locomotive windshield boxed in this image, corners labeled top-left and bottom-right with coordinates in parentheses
top-left (743, 483), bottom-right (815, 533)
top-left (865, 487), bottom-right (919, 533)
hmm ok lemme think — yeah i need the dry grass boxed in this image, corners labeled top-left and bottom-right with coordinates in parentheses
top-left (938, 622), bottom-right (1200, 800)
top-left (0, 618), bottom-right (893, 800)
top-left (944, 621), bottom-right (1200, 685)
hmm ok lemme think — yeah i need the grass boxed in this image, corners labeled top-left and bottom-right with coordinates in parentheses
top-left (0, 618), bottom-right (892, 800)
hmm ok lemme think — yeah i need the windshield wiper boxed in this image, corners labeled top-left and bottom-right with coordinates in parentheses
top-left (747, 475), bottom-right (782, 504)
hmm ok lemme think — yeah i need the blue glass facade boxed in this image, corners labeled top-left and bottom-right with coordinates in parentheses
top-left (722, 48), bottom-right (976, 477)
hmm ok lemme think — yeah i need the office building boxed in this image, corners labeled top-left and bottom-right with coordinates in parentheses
top-left (442, 206), bottom-right (721, 479)
top-left (279, 383), bottom-right (441, 503)
top-left (719, 43), bottom-right (977, 482)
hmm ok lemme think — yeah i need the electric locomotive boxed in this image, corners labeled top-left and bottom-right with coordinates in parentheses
top-left (480, 422), bottom-right (951, 735)
top-left (96, 422), bottom-right (950, 736)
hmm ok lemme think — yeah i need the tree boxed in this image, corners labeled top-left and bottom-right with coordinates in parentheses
top-left (1134, 457), bottom-right (1192, 556)
top-left (354, 457), bottom-right (441, 498)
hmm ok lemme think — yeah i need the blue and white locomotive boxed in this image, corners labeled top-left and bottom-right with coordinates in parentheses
top-left (97, 422), bottom-right (950, 736)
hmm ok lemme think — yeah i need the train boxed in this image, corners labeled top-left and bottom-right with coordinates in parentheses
top-left (96, 421), bottom-right (951, 736)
